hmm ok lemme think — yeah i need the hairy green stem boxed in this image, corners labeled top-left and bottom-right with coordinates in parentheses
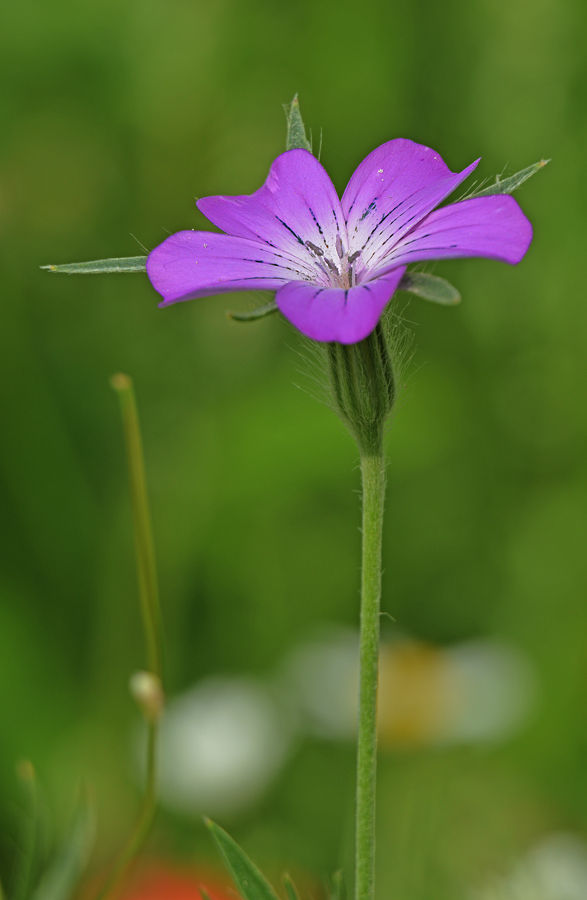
top-left (355, 452), bottom-right (386, 900)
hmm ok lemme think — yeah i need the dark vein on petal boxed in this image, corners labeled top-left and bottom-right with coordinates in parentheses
top-left (241, 257), bottom-right (299, 274)
top-left (307, 206), bottom-right (324, 236)
top-left (389, 245), bottom-right (459, 257)
top-left (364, 212), bottom-right (391, 245)
top-left (275, 216), bottom-right (305, 245)
top-left (356, 178), bottom-right (459, 262)
top-left (359, 200), bottom-right (377, 221)
top-left (271, 248), bottom-right (316, 272)
top-left (364, 211), bottom-right (423, 261)
top-left (399, 234), bottom-right (432, 246)
top-left (206, 276), bottom-right (291, 287)
top-left (307, 288), bottom-right (323, 305)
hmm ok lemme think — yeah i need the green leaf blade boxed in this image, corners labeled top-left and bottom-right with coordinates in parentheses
top-left (31, 799), bottom-right (94, 900)
top-left (284, 95), bottom-right (312, 153)
top-left (205, 820), bottom-right (280, 900)
top-left (469, 159), bottom-right (549, 198)
top-left (399, 271), bottom-right (461, 305)
top-left (13, 762), bottom-right (44, 900)
top-left (329, 871), bottom-right (345, 900)
top-left (283, 874), bottom-right (300, 900)
top-left (41, 256), bottom-right (148, 275)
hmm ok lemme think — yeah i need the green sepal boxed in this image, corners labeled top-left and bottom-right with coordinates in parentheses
top-left (31, 798), bottom-right (94, 900)
top-left (283, 874), bottom-right (301, 900)
top-left (227, 300), bottom-right (279, 322)
top-left (329, 871), bottom-right (345, 900)
top-left (469, 159), bottom-right (549, 198)
top-left (198, 888), bottom-right (214, 900)
top-left (284, 95), bottom-right (312, 153)
top-left (326, 320), bottom-right (396, 457)
top-left (399, 271), bottom-right (461, 305)
top-left (205, 819), bottom-right (280, 900)
top-left (41, 256), bottom-right (147, 274)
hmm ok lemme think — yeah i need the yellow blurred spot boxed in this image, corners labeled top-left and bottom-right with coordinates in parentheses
top-left (130, 670), bottom-right (164, 722)
top-left (16, 759), bottom-right (36, 782)
top-left (378, 641), bottom-right (456, 747)
top-left (110, 373), bottom-right (133, 393)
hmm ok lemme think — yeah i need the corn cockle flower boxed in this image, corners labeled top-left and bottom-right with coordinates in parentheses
top-left (146, 140), bottom-right (532, 344)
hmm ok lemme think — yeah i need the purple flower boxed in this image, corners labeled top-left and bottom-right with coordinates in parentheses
top-left (146, 140), bottom-right (532, 344)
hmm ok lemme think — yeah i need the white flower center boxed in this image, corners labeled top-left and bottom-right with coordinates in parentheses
top-left (304, 235), bottom-right (363, 289)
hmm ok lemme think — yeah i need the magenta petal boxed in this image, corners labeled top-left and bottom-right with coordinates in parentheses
top-left (383, 195), bottom-right (533, 269)
top-left (341, 139), bottom-right (479, 269)
top-left (197, 149), bottom-right (346, 268)
top-left (275, 267), bottom-right (406, 344)
top-left (146, 231), bottom-right (295, 305)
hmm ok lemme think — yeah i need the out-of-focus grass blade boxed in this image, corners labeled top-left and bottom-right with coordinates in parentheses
top-left (329, 870), bottom-right (345, 900)
top-left (89, 375), bottom-right (163, 900)
top-left (110, 374), bottom-right (163, 679)
top-left (13, 762), bottom-right (43, 900)
top-left (399, 271), bottom-right (461, 305)
top-left (227, 300), bottom-right (278, 322)
top-left (283, 873), bottom-right (300, 900)
top-left (205, 820), bottom-right (279, 900)
top-left (30, 799), bottom-right (94, 900)
top-left (284, 95), bottom-right (312, 153)
top-left (41, 256), bottom-right (147, 274)
top-left (469, 159), bottom-right (549, 197)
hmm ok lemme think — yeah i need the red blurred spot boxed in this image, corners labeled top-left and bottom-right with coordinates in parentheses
top-left (120, 864), bottom-right (238, 900)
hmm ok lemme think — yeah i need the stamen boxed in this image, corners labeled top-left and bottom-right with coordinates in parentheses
top-left (305, 240), bottom-right (324, 256)
top-left (324, 257), bottom-right (340, 276)
top-left (348, 250), bottom-right (361, 264)
top-left (336, 234), bottom-right (344, 259)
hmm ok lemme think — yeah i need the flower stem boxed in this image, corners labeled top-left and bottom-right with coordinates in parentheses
top-left (355, 451), bottom-right (386, 900)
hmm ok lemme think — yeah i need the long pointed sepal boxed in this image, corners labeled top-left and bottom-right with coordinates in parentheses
top-left (41, 256), bottom-right (147, 274)
top-left (283, 95), bottom-right (312, 153)
top-left (469, 159), bottom-right (549, 198)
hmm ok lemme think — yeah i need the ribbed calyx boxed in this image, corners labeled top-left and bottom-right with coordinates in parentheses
top-left (326, 321), bottom-right (396, 457)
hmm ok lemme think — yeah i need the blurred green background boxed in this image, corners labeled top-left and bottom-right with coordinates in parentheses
top-left (1, 0), bottom-right (586, 897)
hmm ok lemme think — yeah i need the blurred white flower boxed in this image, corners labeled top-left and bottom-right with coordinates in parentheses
top-left (283, 629), bottom-right (537, 747)
top-left (472, 833), bottom-right (587, 900)
top-left (155, 677), bottom-right (292, 817)
top-left (145, 630), bottom-right (538, 817)
top-left (438, 639), bottom-right (537, 744)
top-left (282, 627), bottom-right (359, 739)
